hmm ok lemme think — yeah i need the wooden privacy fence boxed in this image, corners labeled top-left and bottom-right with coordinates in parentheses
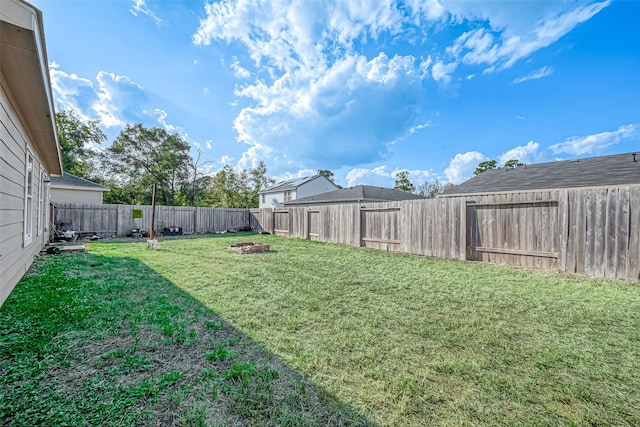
top-left (54, 186), bottom-right (640, 281)
top-left (54, 204), bottom-right (249, 237)
top-left (250, 186), bottom-right (640, 281)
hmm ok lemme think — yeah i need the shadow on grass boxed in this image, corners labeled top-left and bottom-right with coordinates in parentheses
top-left (0, 251), bottom-right (372, 426)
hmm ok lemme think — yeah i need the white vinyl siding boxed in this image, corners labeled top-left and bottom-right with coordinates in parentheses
top-left (24, 151), bottom-right (33, 245)
top-left (43, 177), bottom-right (49, 232)
top-left (1, 78), bottom-right (50, 306)
top-left (37, 169), bottom-right (43, 235)
top-left (297, 176), bottom-right (339, 199)
top-left (50, 188), bottom-right (105, 204)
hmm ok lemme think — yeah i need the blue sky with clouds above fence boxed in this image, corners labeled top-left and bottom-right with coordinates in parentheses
top-left (34, 0), bottom-right (639, 187)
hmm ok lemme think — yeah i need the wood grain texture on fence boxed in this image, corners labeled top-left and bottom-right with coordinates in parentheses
top-left (465, 192), bottom-right (559, 270)
top-left (561, 187), bottom-right (640, 280)
top-left (55, 204), bottom-right (249, 237)
top-left (57, 185), bottom-right (640, 282)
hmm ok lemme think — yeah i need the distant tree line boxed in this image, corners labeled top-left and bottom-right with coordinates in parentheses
top-left (56, 109), bottom-right (274, 208)
top-left (392, 170), bottom-right (455, 198)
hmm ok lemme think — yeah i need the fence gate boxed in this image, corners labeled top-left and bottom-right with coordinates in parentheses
top-left (273, 210), bottom-right (290, 236)
top-left (307, 210), bottom-right (320, 240)
top-left (466, 199), bottom-right (559, 269)
top-left (360, 207), bottom-right (401, 252)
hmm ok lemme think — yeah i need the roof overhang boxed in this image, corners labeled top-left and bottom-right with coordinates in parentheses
top-left (1, 0), bottom-right (62, 176)
top-left (50, 184), bottom-right (110, 193)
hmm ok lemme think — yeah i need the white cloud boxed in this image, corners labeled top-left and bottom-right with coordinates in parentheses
top-left (549, 124), bottom-right (638, 156)
top-left (513, 66), bottom-right (553, 84)
top-left (431, 60), bottom-right (458, 85)
top-left (408, 121), bottom-right (432, 135)
top-left (345, 166), bottom-right (393, 187)
top-left (130, 0), bottom-right (162, 25)
top-left (231, 57), bottom-right (251, 78)
top-left (344, 165), bottom-right (432, 188)
top-left (516, 115), bottom-right (526, 120)
top-left (193, 0), bottom-right (449, 172)
top-left (93, 71), bottom-right (145, 128)
top-left (498, 141), bottom-right (541, 165)
top-left (49, 62), bottom-right (174, 136)
top-left (445, 151), bottom-right (488, 184)
top-left (232, 52), bottom-right (425, 170)
top-left (192, 0), bottom-right (609, 175)
top-left (445, 1), bottom-right (610, 72)
top-left (152, 109), bottom-right (186, 136)
top-left (49, 62), bottom-right (96, 122)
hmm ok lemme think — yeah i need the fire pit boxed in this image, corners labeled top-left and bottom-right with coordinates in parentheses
top-left (228, 242), bottom-right (270, 254)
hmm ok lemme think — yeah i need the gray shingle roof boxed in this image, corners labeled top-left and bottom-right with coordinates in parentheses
top-left (260, 175), bottom-right (339, 193)
top-left (50, 173), bottom-right (110, 191)
top-left (443, 151), bottom-right (640, 196)
top-left (283, 185), bottom-right (425, 205)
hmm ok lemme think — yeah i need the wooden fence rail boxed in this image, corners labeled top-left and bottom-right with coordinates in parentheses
top-left (249, 186), bottom-right (640, 282)
top-left (54, 204), bottom-right (249, 237)
top-left (54, 186), bottom-right (640, 282)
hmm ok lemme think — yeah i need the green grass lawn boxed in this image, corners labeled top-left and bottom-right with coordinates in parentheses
top-left (2, 233), bottom-right (640, 426)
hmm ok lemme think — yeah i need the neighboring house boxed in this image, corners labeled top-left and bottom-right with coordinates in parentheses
top-left (443, 152), bottom-right (640, 196)
top-left (283, 185), bottom-right (425, 207)
top-left (50, 173), bottom-right (110, 204)
top-left (259, 175), bottom-right (340, 208)
top-left (1, 0), bottom-right (63, 306)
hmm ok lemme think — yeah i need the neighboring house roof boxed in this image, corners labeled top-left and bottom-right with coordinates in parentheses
top-left (1, 0), bottom-right (62, 175)
top-left (283, 185), bottom-right (425, 206)
top-left (50, 173), bottom-right (110, 192)
top-left (443, 151), bottom-right (640, 196)
top-left (260, 175), bottom-right (339, 193)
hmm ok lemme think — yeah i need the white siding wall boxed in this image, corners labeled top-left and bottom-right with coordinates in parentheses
top-left (51, 188), bottom-right (104, 204)
top-left (260, 190), bottom-right (289, 208)
top-left (0, 77), bottom-right (49, 306)
top-left (259, 177), bottom-right (339, 208)
top-left (297, 176), bottom-right (338, 198)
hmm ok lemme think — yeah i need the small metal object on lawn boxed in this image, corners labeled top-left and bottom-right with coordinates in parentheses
top-left (228, 242), bottom-right (270, 254)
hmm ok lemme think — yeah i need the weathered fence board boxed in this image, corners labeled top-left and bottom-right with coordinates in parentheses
top-left (248, 186), bottom-right (639, 281)
top-left (54, 204), bottom-right (249, 237)
top-left (55, 185), bottom-right (640, 282)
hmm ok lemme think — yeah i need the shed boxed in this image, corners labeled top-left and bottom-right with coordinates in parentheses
top-left (50, 173), bottom-right (110, 204)
top-left (1, 0), bottom-right (63, 306)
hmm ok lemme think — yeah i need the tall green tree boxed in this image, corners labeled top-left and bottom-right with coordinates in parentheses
top-left (55, 109), bottom-right (106, 178)
top-left (203, 161), bottom-right (274, 208)
top-left (473, 160), bottom-right (497, 176)
top-left (394, 171), bottom-right (415, 193)
top-left (105, 124), bottom-right (193, 206)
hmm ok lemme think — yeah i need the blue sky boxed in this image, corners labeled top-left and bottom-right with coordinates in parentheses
top-left (33, 0), bottom-right (639, 188)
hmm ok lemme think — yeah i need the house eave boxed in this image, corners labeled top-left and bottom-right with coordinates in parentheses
top-left (1, 0), bottom-right (62, 176)
top-left (50, 184), bottom-right (110, 192)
